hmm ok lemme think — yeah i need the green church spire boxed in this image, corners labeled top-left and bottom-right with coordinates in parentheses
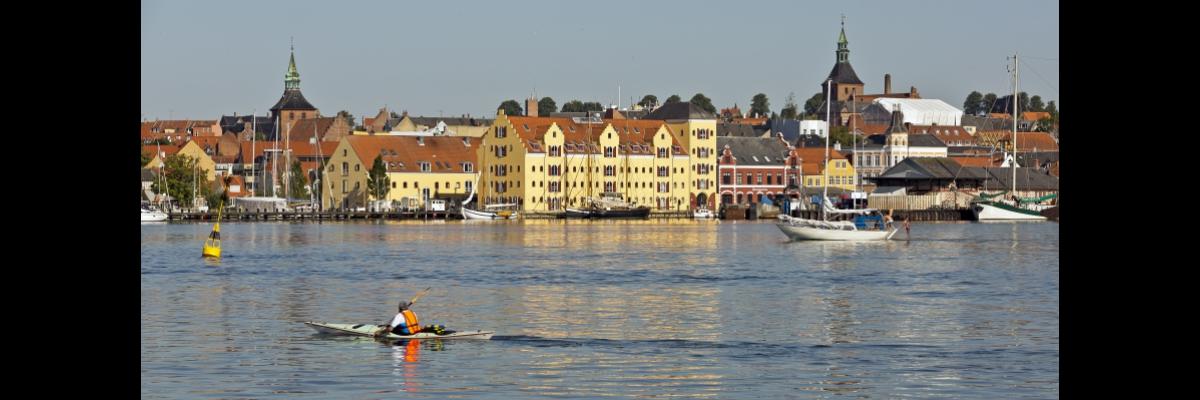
top-left (285, 39), bottom-right (300, 91)
top-left (837, 15), bottom-right (849, 63)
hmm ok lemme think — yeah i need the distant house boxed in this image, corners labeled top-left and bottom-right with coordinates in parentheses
top-left (717, 136), bottom-right (798, 206)
top-left (141, 120), bottom-right (219, 143)
top-left (220, 115), bottom-right (276, 141)
top-left (848, 107), bottom-right (948, 179)
top-left (975, 131), bottom-right (1058, 153)
top-left (289, 116), bottom-right (352, 142)
top-left (185, 134), bottom-right (241, 177)
top-left (868, 157), bottom-right (1058, 197)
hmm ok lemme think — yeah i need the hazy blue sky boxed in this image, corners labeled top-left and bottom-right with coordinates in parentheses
top-left (141, 0), bottom-right (1058, 121)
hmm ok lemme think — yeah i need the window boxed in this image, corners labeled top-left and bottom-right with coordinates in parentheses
top-left (392, 182), bottom-right (396, 188)
top-left (496, 126), bottom-right (507, 139)
top-left (463, 163), bottom-right (473, 173)
top-left (342, 180), bottom-right (347, 193)
top-left (722, 173), bottom-right (731, 185)
top-left (766, 174), bottom-right (772, 185)
top-left (420, 162), bottom-right (431, 172)
top-left (355, 164), bottom-right (360, 172)
top-left (403, 182), bottom-right (408, 188)
top-left (604, 166), bottom-right (615, 176)
top-left (342, 162), bottom-right (348, 174)
top-left (756, 174), bottom-right (763, 184)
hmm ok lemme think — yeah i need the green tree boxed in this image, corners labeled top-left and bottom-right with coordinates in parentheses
top-left (150, 154), bottom-right (211, 208)
top-left (366, 155), bottom-right (390, 201)
top-left (665, 95), bottom-right (681, 104)
top-left (803, 92), bottom-right (824, 117)
top-left (690, 93), bottom-right (716, 114)
top-left (963, 91), bottom-right (984, 115)
top-left (1045, 101), bottom-right (1057, 119)
top-left (828, 126), bottom-right (857, 147)
top-left (498, 100), bottom-right (523, 116)
top-left (289, 160), bottom-right (310, 200)
top-left (637, 94), bottom-right (658, 108)
top-left (750, 93), bottom-right (770, 118)
top-left (1029, 95), bottom-right (1045, 112)
top-left (141, 150), bottom-right (151, 167)
top-left (1017, 92), bottom-right (1030, 114)
top-left (982, 93), bottom-right (998, 113)
top-left (538, 97), bottom-right (557, 114)
top-left (561, 100), bottom-right (585, 112)
top-left (582, 102), bottom-right (604, 112)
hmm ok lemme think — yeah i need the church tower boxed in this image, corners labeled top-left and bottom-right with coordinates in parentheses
top-left (269, 41), bottom-right (319, 141)
top-left (821, 17), bottom-right (865, 103)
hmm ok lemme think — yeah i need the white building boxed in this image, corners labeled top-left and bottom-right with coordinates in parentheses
top-left (799, 120), bottom-right (828, 138)
top-left (873, 98), bottom-right (964, 126)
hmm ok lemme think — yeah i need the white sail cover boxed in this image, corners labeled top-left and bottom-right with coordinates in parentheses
top-left (874, 98), bottom-right (964, 126)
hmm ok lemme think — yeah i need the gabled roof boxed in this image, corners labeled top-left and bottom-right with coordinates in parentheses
top-left (343, 135), bottom-right (481, 173)
top-left (643, 101), bottom-right (716, 120)
top-left (872, 157), bottom-right (984, 180)
top-left (409, 116), bottom-right (493, 127)
top-left (717, 122), bottom-right (762, 138)
top-left (864, 133), bottom-right (947, 148)
top-left (717, 137), bottom-right (793, 166)
top-left (289, 117), bottom-right (337, 139)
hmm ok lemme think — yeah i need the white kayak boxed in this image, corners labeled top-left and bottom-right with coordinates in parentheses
top-left (304, 321), bottom-right (494, 340)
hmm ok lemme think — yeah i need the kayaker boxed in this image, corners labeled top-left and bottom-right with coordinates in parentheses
top-left (375, 300), bottom-right (446, 337)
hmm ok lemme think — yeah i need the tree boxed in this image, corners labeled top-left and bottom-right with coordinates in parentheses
top-left (963, 91), bottom-right (984, 115)
top-left (689, 93), bottom-right (716, 114)
top-left (538, 97), bottom-right (557, 114)
top-left (336, 110), bottom-right (355, 128)
top-left (289, 160), bottom-right (310, 200)
top-left (561, 100), bottom-right (585, 112)
top-left (637, 95), bottom-right (658, 108)
top-left (828, 126), bottom-right (857, 148)
top-left (141, 150), bottom-right (151, 167)
top-left (1029, 95), bottom-right (1045, 112)
top-left (1017, 92), bottom-right (1031, 114)
top-left (581, 102), bottom-right (604, 112)
top-left (150, 154), bottom-right (211, 209)
top-left (390, 111), bottom-right (401, 119)
top-left (803, 92), bottom-right (824, 117)
top-left (750, 93), bottom-right (770, 118)
top-left (780, 92), bottom-right (801, 120)
top-left (1045, 101), bottom-right (1057, 119)
top-left (982, 93), bottom-right (998, 114)
top-left (665, 95), bottom-right (681, 104)
top-left (498, 100), bottom-right (523, 116)
top-left (366, 155), bottom-right (390, 201)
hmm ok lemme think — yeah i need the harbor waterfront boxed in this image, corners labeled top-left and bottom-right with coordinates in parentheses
top-left (142, 220), bottom-right (1059, 398)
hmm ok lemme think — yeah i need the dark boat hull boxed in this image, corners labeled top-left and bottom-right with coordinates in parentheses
top-left (562, 207), bottom-right (651, 219)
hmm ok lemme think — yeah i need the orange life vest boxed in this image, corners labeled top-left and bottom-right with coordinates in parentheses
top-left (398, 309), bottom-right (421, 335)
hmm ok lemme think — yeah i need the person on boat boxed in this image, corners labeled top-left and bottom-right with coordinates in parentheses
top-left (376, 301), bottom-right (446, 337)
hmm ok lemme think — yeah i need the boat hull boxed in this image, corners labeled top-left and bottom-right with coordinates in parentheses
top-left (563, 207), bottom-right (651, 219)
top-left (971, 202), bottom-right (1047, 222)
top-left (775, 222), bottom-right (896, 241)
top-left (141, 210), bottom-right (168, 222)
top-left (462, 207), bottom-right (517, 220)
top-left (304, 321), bottom-right (494, 340)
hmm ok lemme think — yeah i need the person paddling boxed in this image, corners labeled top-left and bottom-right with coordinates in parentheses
top-left (375, 288), bottom-right (447, 337)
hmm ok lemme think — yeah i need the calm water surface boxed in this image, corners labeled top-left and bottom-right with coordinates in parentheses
top-left (142, 220), bottom-right (1058, 399)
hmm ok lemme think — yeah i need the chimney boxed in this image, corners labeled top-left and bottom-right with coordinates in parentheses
top-left (884, 74), bottom-right (892, 94)
top-left (526, 96), bottom-right (538, 117)
top-left (417, 136), bottom-right (424, 146)
top-left (462, 137), bottom-right (470, 147)
top-left (910, 86), bottom-right (918, 97)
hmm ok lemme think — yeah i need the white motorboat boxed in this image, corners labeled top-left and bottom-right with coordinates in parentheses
top-left (971, 201), bottom-right (1047, 222)
top-left (463, 204), bottom-right (519, 220)
top-left (692, 208), bottom-right (714, 219)
top-left (141, 205), bottom-right (168, 222)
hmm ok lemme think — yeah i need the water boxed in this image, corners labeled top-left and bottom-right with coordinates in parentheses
top-left (142, 220), bottom-right (1059, 398)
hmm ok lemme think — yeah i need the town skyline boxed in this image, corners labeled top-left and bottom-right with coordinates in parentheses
top-left (141, 0), bottom-right (1059, 120)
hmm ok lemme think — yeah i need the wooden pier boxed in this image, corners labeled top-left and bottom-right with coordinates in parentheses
top-left (168, 208), bottom-right (977, 222)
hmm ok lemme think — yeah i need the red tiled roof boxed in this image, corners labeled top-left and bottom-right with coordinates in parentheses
top-left (344, 136), bottom-right (481, 173)
top-left (1015, 132), bottom-right (1058, 151)
top-left (907, 125), bottom-right (976, 146)
top-left (732, 117), bottom-right (768, 126)
top-left (1022, 112), bottom-right (1051, 121)
top-left (950, 156), bottom-right (997, 168)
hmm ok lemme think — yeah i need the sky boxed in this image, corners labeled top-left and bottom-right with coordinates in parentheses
top-left (141, 0), bottom-right (1059, 121)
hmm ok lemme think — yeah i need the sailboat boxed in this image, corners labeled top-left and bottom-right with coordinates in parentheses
top-left (971, 54), bottom-right (1048, 222)
top-left (233, 112), bottom-right (289, 212)
top-left (562, 114), bottom-right (650, 219)
top-left (462, 129), bottom-right (517, 220)
top-left (462, 172), bottom-right (518, 220)
top-left (776, 80), bottom-right (897, 241)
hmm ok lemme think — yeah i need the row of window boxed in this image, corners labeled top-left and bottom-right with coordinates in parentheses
top-left (722, 172), bottom-right (788, 186)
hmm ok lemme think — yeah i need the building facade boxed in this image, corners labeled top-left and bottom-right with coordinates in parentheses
top-left (717, 136), bottom-right (799, 206)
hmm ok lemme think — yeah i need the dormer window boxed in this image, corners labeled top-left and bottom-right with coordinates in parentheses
top-left (420, 162), bottom-right (431, 172)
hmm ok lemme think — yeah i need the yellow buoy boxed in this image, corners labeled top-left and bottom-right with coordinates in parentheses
top-left (202, 199), bottom-right (224, 258)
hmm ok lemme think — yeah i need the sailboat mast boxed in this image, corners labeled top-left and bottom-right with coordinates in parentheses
top-left (250, 111), bottom-right (256, 195)
top-left (852, 95), bottom-right (858, 209)
top-left (1012, 53), bottom-right (1018, 195)
top-left (823, 79), bottom-right (831, 221)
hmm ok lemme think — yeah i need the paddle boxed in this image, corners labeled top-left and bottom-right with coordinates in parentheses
top-left (375, 287), bottom-right (433, 337)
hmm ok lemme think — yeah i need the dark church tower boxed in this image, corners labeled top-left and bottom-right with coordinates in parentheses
top-left (821, 18), bottom-right (865, 103)
top-left (269, 43), bottom-right (319, 141)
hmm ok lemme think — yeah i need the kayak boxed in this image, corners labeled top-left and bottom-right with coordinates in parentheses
top-left (304, 321), bottom-right (494, 340)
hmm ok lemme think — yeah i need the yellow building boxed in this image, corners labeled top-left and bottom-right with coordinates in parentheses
top-left (477, 111), bottom-right (692, 212)
top-left (162, 141), bottom-right (217, 181)
top-left (323, 135), bottom-right (480, 209)
top-left (794, 147), bottom-right (857, 191)
top-left (644, 102), bottom-right (719, 209)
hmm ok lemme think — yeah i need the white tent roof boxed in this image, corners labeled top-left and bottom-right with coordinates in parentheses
top-left (874, 98), bottom-right (964, 126)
